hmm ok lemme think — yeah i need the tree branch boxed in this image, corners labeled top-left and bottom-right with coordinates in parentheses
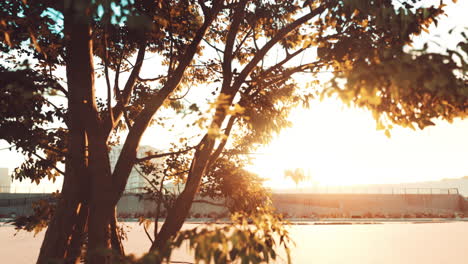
top-left (51, 82), bottom-right (69, 97)
top-left (136, 147), bottom-right (195, 163)
top-left (168, 85), bottom-right (192, 101)
top-left (134, 166), bottom-right (159, 191)
top-left (250, 47), bottom-right (307, 84)
top-left (137, 75), bottom-right (164, 82)
top-left (142, 221), bottom-right (154, 244)
top-left (232, 28), bottom-right (253, 58)
top-left (203, 38), bottom-right (224, 54)
top-left (39, 144), bottom-right (66, 157)
top-left (123, 110), bottom-right (133, 130)
top-left (113, 49), bottom-right (125, 100)
top-left (105, 41), bottom-right (147, 135)
top-left (222, 0), bottom-right (248, 91)
top-left (32, 152), bottom-right (65, 176)
top-left (207, 116), bottom-right (236, 169)
top-left (154, 173), bottom-right (167, 239)
top-left (103, 28), bottom-right (114, 126)
top-left (233, 5), bottom-right (325, 92)
top-left (111, 2), bottom-right (224, 202)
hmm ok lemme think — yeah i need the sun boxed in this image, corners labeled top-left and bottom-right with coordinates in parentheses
top-left (246, 98), bottom-right (468, 190)
top-left (246, 98), bottom-right (379, 189)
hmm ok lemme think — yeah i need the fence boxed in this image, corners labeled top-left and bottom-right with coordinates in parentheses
top-left (0, 194), bottom-right (54, 207)
top-left (1, 185), bottom-right (461, 196)
top-left (1, 186), bottom-right (158, 194)
top-left (277, 187), bottom-right (460, 195)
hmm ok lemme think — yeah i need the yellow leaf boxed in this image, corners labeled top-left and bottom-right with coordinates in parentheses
top-left (376, 121), bottom-right (385, 131)
top-left (361, 19), bottom-right (368, 28)
top-left (352, 9), bottom-right (360, 17)
top-left (384, 129), bottom-right (391, 138)
top-left (28, 28), bottom-right (42, 53)
top-left (3, 32), bottom-right (12, 47)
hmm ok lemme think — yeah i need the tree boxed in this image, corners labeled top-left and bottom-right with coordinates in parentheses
top-left (0, 0), bottom-right (466, 263)
top-left (284, 168), bottom-right (310, 188)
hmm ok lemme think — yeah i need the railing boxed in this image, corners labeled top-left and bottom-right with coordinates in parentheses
top-left (0, 185), bottom-right (155, 194)
top-left (0, 195), bottom-right (54, 207)
top-left (1, 185), bottom-right (461, 196)
top-left (276, 187), bottom-right (460, 195)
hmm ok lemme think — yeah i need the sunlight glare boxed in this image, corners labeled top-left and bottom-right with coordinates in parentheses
top-left (246, 99), bottom-right (468, 190)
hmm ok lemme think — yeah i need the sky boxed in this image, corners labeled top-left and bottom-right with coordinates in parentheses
top-left (247, 99), bottom-right (468, 189)
top-left (249, 0), bottom-right (468, 189)
top-left (0, 0), bottom-right (467, 192)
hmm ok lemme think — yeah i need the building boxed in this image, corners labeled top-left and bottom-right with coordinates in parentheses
top-left (0, 168), bottom-right (10, 193)
top-left (109, 145), bottom-right (164, 193)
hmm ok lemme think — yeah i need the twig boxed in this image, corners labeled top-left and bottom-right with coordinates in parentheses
top-left (133, 166), bottom-right (159, 191)
top-left (136, 147), bottom-right (195, 163)
top-left (142, 220), bottom-right (154, 243)
top-left (154, 173), bottom-right (167, 239)
top-left (32, 152), bottom-right (65, 176)
top-left (137, 75), bottom-right (164, 82)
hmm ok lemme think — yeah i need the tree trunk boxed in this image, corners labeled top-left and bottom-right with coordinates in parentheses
top-left (36, 192), bottom-right (85, 264)
top-left (66, 202), bottom-right (89, 263)
top-left (110, 208), bottom-right (125, 256)
top-left (151, 137), bottom-right (215, 251)
top-left (36, 97), bottom-right (89, 263)
top-left (151, 191), bottom-right (197, 251)
top-left (37, 24), bottom-right (90, 261)
top-left (86, 140), bottom-right (115, 264)
top-left (38, 1), bottom-right (98, 263)
top-left (37, 137), bottom-right (89, 263)
top-left (87, 203), bottom-right (113, 263)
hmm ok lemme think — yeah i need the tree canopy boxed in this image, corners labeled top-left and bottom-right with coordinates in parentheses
top-left (0, 0), bottom-right (466, 263)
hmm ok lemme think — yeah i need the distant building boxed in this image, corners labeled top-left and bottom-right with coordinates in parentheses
top-left (0, 168), bottom-right (10, 193)
top-left (109, 145), bottom-right (164, 193)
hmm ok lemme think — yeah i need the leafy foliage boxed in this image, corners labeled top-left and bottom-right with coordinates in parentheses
top-left (317, 0), bottom-right (467, 133)
top-left (123, 208), bottom-right (292, 264)
top-left (201, 157), bottom-right (269, 213)
top-left (10, 194), bottom-right (58, 235)
top-left (0, 64), bottom-right (66, 182)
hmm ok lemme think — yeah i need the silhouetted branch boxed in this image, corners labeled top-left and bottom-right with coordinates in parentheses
top-left (137, 75), bottom-right (164, 82)
top-left (32, 152), bottom-right (65, 176)
top-left (233, 5), bottom-right (325, 91)
top-left (207, 116), bottom-right (236, 169)
top-left (136, 147), bottom-right (195, 163)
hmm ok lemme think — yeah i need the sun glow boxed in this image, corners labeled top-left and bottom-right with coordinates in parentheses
top-left (245, 0), bottom-right (468, 190)
top-left (246, 98), bottom-right (468, 190)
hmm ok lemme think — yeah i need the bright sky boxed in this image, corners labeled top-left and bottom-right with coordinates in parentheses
top-left (247, 99), bottom-right (468, 189)
top-left (250, 0), bottom-right (468, 189)
top-left (0, 0), bottom-right (467, 192)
